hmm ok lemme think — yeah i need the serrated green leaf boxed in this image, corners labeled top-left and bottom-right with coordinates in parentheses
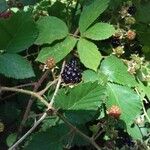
top-left (83, 23), bottom-right (116, 40)
top-left (79, 0), bottom-right (109, 33)
top-left (36, 36), bottom-right (77, 63)
top-left (127, 124), bottom-right (143, 140)
top-left (100, 55), bottom-right (137, 87)
top-left (35, 16), bottom-right (68, 45)
top-left (77, 38), bottom-right (101, 71)
top-left (82, 69), bottom-right (108, 85)
top-left (107, 83), bottom-right (141, 125)
top-left (54, 82), bottom-right (106, 124)
top-left (0, 53), bottom-right (35, 79)
top-left (0, 12), bottom-right (38, 53)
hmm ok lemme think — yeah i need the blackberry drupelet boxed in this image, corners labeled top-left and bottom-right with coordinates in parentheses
top-left (111, 37), bottom-right (121, 48)
top-left (116, 131), bottom-right (134, 148)
top-left (128, 5), bottom-right (136, 15)
top-left (61, 59), bottom-right (82, 84)
top-left (68, 58), bottom-right (78, 68)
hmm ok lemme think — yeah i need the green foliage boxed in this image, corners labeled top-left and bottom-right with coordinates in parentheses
top-left (0, 53), bottom-right (35, 79)
top-left (0, 12), bottom-right (38, 53)
top-left (137, 80), bottom-right (150, 101)
top-left (36, 36), bottom-right (77, 63)
top-left (0, 101), bottom-right (20, 124)
top-left (0, 0), bottom-right (149, 149)
top-left (82, 23), bottom-right (116, 40)
top-left (82, 69), bottom-right (108, 85)
top-left (100, 55), bottom-right (137, 87)
top-left (0, 0), bottom-right (7, 12)
top-left (6, 133), bottom-right (17, 147)
top-left (35, 16), bottom-right (68, 45)
top-left (79, 0), bottom-right (109, 33)
top-left (136, 1), bottom-right (150, 23)
top-left (25, 123), bottom-right (89, 150)
top-left (77, 38), bottom-right (102, 71)
top-left (107, 83), bottom-right (141, 125)
top-left (127, 125), bottom-right (143, 140)
top-left (21, 0), bottom-right (40, 6)
top-left (135, 23), bottom-right (150, 59)
top-left (25, 124), bottom-right (68, 150)
top-left (54, 82), bottom-right (106, 124)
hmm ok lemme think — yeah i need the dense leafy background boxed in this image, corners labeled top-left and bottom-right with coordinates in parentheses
top-left (0, 0), bottom-right (150, 150)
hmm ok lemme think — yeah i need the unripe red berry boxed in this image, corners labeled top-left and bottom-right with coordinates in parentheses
top-left (126, 30), bottom-right (136, 40)
top-left (107, 105), bottom-right (121, 119)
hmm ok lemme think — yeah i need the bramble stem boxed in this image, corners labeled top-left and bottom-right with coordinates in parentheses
top-left (1, 86), bottom-right (49, 107)
top-left (57, 112), bottom-right (101, 150)
top-left (8, 113), bottom-right (47, 150)
top-left (48, 61), bottom-right (66, 107)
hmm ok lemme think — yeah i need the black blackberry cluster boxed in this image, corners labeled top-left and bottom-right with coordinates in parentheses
top-left (111, 37), bottom-right (121, 48)
top-left (128, 5), bottom-right (136, 15)
top-left (116, 131), bottom-right (134, 148)
top-left (61, 59), bottom-right (82, 84)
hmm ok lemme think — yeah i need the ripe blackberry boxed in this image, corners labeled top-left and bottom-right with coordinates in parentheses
top-left (117, 131), bottom-right (134, 148)
top-left (61, 59), bottom-right (82, 84)
top-left (128, 5), bottom-right (136, 15)
top-left (111, 37), bottom-right (121, 48)
top-left (68, 58), bottom-right (78, 67)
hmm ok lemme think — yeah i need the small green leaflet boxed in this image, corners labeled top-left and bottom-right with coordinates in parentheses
top-left (0, 53), bottom-right (35, 79)
top-left (100, 55), bottom-right (137, 87)
top-left (82, 23), bottom-right (116, 40)
top-left (79, 0), bottom-right (109, 33)
top-left (35, 16), bottom-right (68, 45)
top-left (0, 12), bottom-right (38, 53)
top-left (77, 38), bottom-right (102, 71)
top-left (82, 69), bottom-right (108, 85)
top-left (36, 36), bottom-right (77, 63)
top-left (54, 82), bottom-right (106, 124)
